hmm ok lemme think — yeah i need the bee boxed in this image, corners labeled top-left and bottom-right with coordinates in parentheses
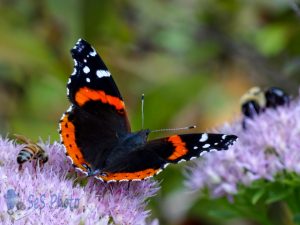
top-left (14, 134), bottom-right (48, 170)
top-left (240, 87), bottom-right (290, 129)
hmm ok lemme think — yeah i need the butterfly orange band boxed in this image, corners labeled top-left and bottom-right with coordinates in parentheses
top-left (75, 87), bottom-right (125, 111)
top-left (167, 135), bottom-right (188, 160)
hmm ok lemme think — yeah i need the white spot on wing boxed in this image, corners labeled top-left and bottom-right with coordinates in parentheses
top-left (107, 180), bottom-right (116, 183)
top-left (66, 106), bottom-right (73, 112)
top-left (156, 169), bottom-right (162, 175)
top-left (132, 179), bottom-right (142, 182)
top-left (71, 68), bottom-right (77, 76)
top-left (96, 70), bottom-right (110, 78)
top-left (68, 78), bottom-right (71, 84)
top-left (76, 39), bottom-right (82, 45)
top-left (73, 59), bottom-right (78, 66)
top-left (203, 143), bottom-right (210, 148)
top-left (200, 151), bottom-right (208, 156)
top-left (84, 59), bottom-right (87, 63)
top-left (90, 48), bottom-right (97, 57)
top-left (59, 135), bottom-right (63, 144)
top-left (61, 142), bottom-right (67, 154)
top-left (86, 77), bottom-right (91, 83)
top-left (66, 155), bottom-right (74, 164)
top-left (193, 146), bottom-right (198, 150)
top-left (59, 113), bottom-right (65, 122)
top-left (222, 135), bottom-right (227, 140)
top-left (94, 176), bottom-right (104, 182)
top-left (119, 179), bottom-right (129, 182)
top-left (199, 133), bottom-right (208, 142)
top-left (83, 66), bottom-right (90, 74)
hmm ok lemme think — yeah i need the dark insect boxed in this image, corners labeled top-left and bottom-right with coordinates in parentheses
top-left (240, 86), bottom-right (290, 129)
top-left (59, 39), bottom-right (238, 182)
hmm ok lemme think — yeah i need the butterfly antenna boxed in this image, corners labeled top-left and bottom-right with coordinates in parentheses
top-left (151, 125), bottom-right (196, 133)
top-left (141, 93), bottom-right (145, 129)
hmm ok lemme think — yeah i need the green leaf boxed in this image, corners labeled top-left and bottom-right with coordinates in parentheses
top-left (293, 214), bottom-right (300, 223)
top-left (254, 25), bottom-right (288, 56)
top-left (266, 189), bottom-right (292, 204)
top-left (252, 188), bottom-right (266, 204)
top-left (208, 209), bottom-right (237, 219)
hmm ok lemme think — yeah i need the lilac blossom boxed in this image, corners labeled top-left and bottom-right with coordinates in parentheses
top-left (186, 89), bottom-right (300, 198)
top-left (0, 137), bottom-right (159, 225)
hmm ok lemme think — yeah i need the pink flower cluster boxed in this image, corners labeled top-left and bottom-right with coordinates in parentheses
top-left (186, 90), bottom-right (300, 198)
top-left (0, 138), bottom-right (159, 225)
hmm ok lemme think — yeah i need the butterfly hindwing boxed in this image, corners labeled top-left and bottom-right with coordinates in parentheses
top-left (164, 133), bottom-right (237, 162)
top-left (96, 133), bottom-right (237, 182)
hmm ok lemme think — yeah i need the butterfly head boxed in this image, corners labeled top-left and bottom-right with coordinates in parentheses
top-left (120, 129), bottom-right (150, 150)
top-left (136, 129), bottom-right (151, 141)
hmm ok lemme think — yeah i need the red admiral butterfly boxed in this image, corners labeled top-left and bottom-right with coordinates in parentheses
top-left (59, 39), bottom-right (237, 182)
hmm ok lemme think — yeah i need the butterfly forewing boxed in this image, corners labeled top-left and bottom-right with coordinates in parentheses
top-left (60, 39), bottom-right (131, 173)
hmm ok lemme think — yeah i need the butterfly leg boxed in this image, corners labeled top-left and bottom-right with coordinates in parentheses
top-left (126, 181), bottom-right (131, 191)
top-left (32, 160), bottom-right (37, 173)
top-left (82, 163), bottom-right (107, 177)
top-left (18, 164), bottom-right (23, 172)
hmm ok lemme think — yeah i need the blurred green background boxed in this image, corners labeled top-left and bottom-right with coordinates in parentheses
top-left (1, 0), bottom-right (300, 224)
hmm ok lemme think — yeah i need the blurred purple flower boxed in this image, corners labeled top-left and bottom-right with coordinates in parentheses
top-left (186, 90), bottom-right (300, 198)
top-left (0, 138), bottom-right (159, 225)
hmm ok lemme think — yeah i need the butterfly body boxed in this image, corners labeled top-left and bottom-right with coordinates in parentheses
top-left (59, 39), bottom-right (237, 182)
top-left (98, 129), bottom-right (151, 171)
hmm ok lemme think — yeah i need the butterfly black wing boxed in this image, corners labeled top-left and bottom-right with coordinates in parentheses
top-left (59, 39), bottom-right (130, 173)
top-left (96, 133), bottom-right (237, 182)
